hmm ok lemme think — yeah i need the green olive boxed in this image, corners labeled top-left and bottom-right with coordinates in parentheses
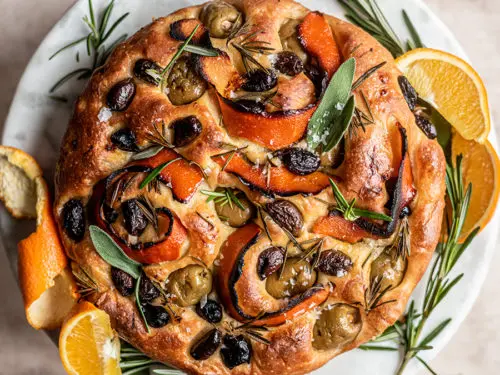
top-left (313, 304), bottom-right (362, 350)
top-left (370, 249), bottom-right (406, 291)
top-left (200, 1), bottom-right (243, 39)
top-left (215, 188), bottom-right (256, 228)
top-left (166, 56), bottom-right (206, 105)
top-left (266, 258), bottom-right (316, 299)
top-left (279, 19), bottom-right (308, 63)
top-left (166, 265), bottom-right (212, 306)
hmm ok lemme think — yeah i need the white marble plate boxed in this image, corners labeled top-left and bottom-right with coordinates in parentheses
top-left (1, 0), bottom-right (499, 374)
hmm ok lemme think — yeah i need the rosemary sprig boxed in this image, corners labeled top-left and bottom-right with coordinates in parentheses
top-left (230, 27), bottom-right (275, 72)
top-left (329, 179), bottom-right (392, 222)
top-left (201, 188), bottom-right (245, 210)
top-left (49, 0), bottom-right (129, 92)
top-left (364, 275), bottom-right (396, 312)
top-left (72, 265), bottom-right (99, 300)
top-left (339, 0), bottom-right (424, 58)
top-left (139, 158), bottom-right (181, 189)
top-left (158, 25), bottom-right (200, 90)
top-left (120, 342), bottom-right (181, 375)
top-left (135, 274), bottom-right (151, 334)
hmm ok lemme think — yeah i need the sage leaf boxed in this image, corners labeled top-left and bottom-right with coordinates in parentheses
top-left (324, 95), bottom-right (356, 152)
top-left (89, 225), bottom-right (141, 279)
top-left (307, 58), bottom-right (356, 150)
top-left (131, 145), bottom-right (164, 161)
top-left (417, 97), bottom-right (452, 161)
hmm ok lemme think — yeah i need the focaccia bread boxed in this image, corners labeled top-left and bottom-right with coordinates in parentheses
top-left (54, 1), bottom-right (446, 374)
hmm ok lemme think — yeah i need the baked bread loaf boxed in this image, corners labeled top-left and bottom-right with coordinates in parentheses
top-left (54, 1), bottom-right (446, 374)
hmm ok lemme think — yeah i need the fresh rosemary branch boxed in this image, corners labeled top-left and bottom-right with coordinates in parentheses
top-left (329, 179), bottom-right (392, 222)
top-left (120, 342), bottom-right (181, 375)
top-left (201, 188), bottom-right (245, 210)
top-left (49, 0), bottom-right (129, 92)
top-left (338, 0), bottom-right (424, 58)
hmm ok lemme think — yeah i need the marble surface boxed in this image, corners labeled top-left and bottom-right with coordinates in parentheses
top-left (0, 0), bottom-right (499, 374)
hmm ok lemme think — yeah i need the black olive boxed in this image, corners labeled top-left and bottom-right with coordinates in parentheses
top-left (102, 203), bottom-right (119, 224)
top-left (279, 147), bottom-right (320, 176)
top-left (415, 115), bottom-right (437, 139)
top-left (241, 69), bottom-right (277, 92)
top-left (171, 116), bottom-right (203, 147)
top-left (133, 59), bottom-right (162, 86)
top-left (139, 276), bottom-right (160, 302)
top-left (190, 329), bottom-right (222, 360)
top-left (62, 199), bottom-right (86, 242)
top-left (266, 200), bottom-right (304, 237)
top-left (111, 267), bottom-right (135, 296)
top-left (316, 250), bottom-right (353, 277)
top-left (304, 63), bottom-right (328, 98)
top-left (232, 99), bottom-right (265, 114)
top-left (142, 304), bottom-right (170, 328)
top-left (273, 51), bottom-right (304, 76)
top-left (107, 78), bottom-right (136, 111)
top-left (400, 206), bottom-right (412, 218)
top-left (121, 199), bottom-right (148, 236)
top-left (257, 246), bottom-right (286, 280)
top-left (110, 128), bottom-right (139, 152)
top-left (196, 299), bottom-right (223, 323)
top-left (398, 76), bottom-right (418, 111)
top-left (220, 334), bottom-right (252, 369)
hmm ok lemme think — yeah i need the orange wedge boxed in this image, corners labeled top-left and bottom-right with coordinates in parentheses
top-left (59, 301), bottom-right (121, 375)
top-left (396, 48), bottom-right (491, 142)
top-left (451, 132), bottom-right (500, 241)
top-left (0, 146), bottom-right (76, 330)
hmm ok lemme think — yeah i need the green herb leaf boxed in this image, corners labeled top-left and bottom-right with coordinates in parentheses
top-left (184, 45), bottom-right (219, 57)
top-left (131, 145), bottom-right (165, 161)
top-left (159, 25), bottom-right (200, 89)
top-left (135, 274), bottom-right (151, 334)
top-left (307, 58), bottom-right (356, 150)
top-left (324, 95), bottom-right (356, 152)
top-left (89, 225), bottom-right (141, 279)
top-left (139, 158), bottom-right (181, 189)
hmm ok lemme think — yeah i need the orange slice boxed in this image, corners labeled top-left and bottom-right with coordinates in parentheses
top-left (396, 48), bottom-right (491, 142)
top-left (451, 132), bottom-right (500, 241)
top-left (59, 301), bottom-right (121, 375)
top-left (0, 146), bottom-right (76, 329)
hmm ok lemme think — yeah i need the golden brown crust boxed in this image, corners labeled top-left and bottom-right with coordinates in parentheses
top-left (55, 1), bottom-right (446, 374)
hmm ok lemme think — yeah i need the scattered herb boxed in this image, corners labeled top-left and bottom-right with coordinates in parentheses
top-left (339, 0), bottom-right (424, 58)
top-left (120, 341), bottom-right (181, 375)
top-left (323, 95), bottom-right (356, 152)
top-left (183, 44), bottom-right (219, 57)
top-left (49, 0), bottom-right (129, 92)
top-left (364, 275), bottom-right (396, 312)
top-left (351, 61), bottom-right (387, 90)
top-left (307, 58), bottom-right (356, 150)
top-left (392, 217), bottom-right (411, 261)
top-left (89, 225), bottom-right (141, 279)
top-left (329, 179), bottom-right (392, 222)
top-left (201, 188), bottom-right (245, 210)
top-left (131, 145), bottom-right (165, 161)
top-left (139, 158), bottom-right (181, 189)
top-left (72, 265), bottom-right (99, 301)
top-left (158, 25), bottom-right (200, 90)
top-left (230, 27), bottom-right (275, 73)
top-left (135, 274), bottom-right (151, 334)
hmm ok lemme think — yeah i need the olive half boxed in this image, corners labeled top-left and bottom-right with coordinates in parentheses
top-left (62, 199), bottom-right (86, 242)
top-left (266, 258), bottom-right (316, 299)
top-left (266, 200), bottom-right (303, 237)
top-left (165, 265), bottom-right (213, 306)
top-left (370, 249), bottom-right (406, 291)
top-left (166, 56), bottom-right (207, 105)
top-left (313, 304), bottom-right (362, 350)
top-left (200, 1), bottom-right (243, 39)
top-left (215, 189), bottom-right (256, 228)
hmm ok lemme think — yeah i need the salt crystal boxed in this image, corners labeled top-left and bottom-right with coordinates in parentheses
top-left (335, 103), bottom-right (345, 111)
top-left (98, 107), bottom-right (112, 122)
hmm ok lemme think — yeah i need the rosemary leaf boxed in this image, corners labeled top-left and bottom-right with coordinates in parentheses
top-left (358, 345), bottom-right (398, 351)
top-left (89, 225), bottom-right (141, 279)
top-left (402, 10), bottom-right (425, 49)
top-left (49, 36), bottom-right (88, 60)
top-left (132, 145), bottom-right (164, 160)
top-left (135, 275), bottom-right (151, 334)
top-left (352, 61), bottom-right (387, 90)
top-left (184, 44), bottom-right (219, 57)
top-left (139, 158), bottom-right (181, 189)
top-left (307, 58), bottom-right (356, 150)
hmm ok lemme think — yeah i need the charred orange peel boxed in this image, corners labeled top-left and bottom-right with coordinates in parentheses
top-left (0, 146), bottom-right (76, 330)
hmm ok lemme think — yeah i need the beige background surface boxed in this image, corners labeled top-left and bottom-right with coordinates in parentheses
top-left (0, 0), bottom-right (499, 374)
